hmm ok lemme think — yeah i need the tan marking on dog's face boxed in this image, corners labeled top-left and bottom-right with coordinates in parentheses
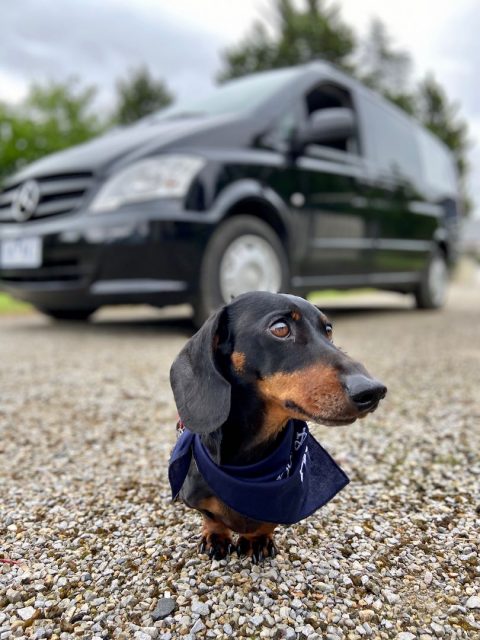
top-left (291, 309), bottom-right (301, 322)
top-left (231, 351), bottom-right (246, 374)
top-left (256, 364), bottom-right (357, 443)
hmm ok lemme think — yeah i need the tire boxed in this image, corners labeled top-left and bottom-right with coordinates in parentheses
top-left (193, 215), bottom-right (289, 327)
top-left (38, 307), bottom-right (97, 322)
top-left (414, 248), bottom-right (449, 310)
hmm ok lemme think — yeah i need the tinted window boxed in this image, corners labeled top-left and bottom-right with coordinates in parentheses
top-left (361, 95), bottom-right (423, 185)
top-left (417, 128), bottom-right (457, 196)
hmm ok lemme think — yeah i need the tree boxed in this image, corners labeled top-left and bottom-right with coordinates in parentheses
top-left (113, 66), bottom-right (173, 125)
top-left (0, 79), bottom-right (105, 181)
top-left (416, 74), bottom-right (469, 175)
top-left (355, 19), bottom-right (415, 115)
top-left (415, 73), bottom-right (470, 211)
top-left (218, 0), bottom-right (355, 82)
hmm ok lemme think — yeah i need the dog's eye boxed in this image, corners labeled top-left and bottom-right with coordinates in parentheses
top-left (270, 321), bottom-right (290, 339)
top-left (325, 324), bottom-right (333, 339)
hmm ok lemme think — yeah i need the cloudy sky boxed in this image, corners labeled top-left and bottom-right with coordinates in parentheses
top-left (1, 0), bottom-right (478, 214)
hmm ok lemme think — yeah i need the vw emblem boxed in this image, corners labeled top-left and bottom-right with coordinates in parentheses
top-left (12, 180), bottom-right (40, 222)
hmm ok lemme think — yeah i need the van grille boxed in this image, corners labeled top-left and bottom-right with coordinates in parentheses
top-left (0, 173), bottom-right (94, 223)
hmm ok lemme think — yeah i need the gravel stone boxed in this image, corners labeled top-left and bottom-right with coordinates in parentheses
top-left (191, 601), bottom-right (210, 616)
top-left (0, 280), bottom-right (479, 639)
top-left (17, 606), bottom-right (37, 621)
top-left (6, 589), bottom-right (22, 604)
top-left (383, 590), bottom-right (400, 605)
top-left (190, 619), bottom-right (205, 634)
top-left (430, 622), bottom-right (444, 635)
top-left (466, 596), bottom-right (480, 609)
top-left (152, 598), bottom-right (176, 620)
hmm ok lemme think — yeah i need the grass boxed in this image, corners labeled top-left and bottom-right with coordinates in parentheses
top-left (0, 293), bottom-right (32, 315)
top-left (308, 288), bottom-right (374, 301)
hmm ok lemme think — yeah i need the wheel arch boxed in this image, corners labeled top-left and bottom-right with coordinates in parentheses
top-left (222, 196), bottom-right (288, 246)
top-left (433, 227), bottom-right (451, 264)
top-left (436, 239), bottom-right (449, 260)
top-left (210, 179), bottom-right (292, 250)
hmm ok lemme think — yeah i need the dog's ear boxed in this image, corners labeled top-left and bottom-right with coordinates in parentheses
top-left (170, 306), bottom-right (231, 434)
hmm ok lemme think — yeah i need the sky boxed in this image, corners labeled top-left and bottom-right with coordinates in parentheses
top-left (0, 0), bottom-right (478, 214)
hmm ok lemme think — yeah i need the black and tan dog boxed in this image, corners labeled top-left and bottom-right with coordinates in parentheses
top-left (170, 291), bottom-right (386, 562)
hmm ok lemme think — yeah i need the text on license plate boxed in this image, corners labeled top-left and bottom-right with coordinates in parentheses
top-left (0, 237), bottom-right (42, 269)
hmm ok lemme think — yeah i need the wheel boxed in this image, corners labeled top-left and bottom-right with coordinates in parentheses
top-left (194, 215), bottom-right (289, 326)
top-left (414, 248), bottom-right (449, 309)
top-left (38, 307), bottom-right (97, 321)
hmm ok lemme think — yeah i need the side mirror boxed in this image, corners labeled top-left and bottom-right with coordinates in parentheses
top-left (299, 107), bottom-right (356, 147)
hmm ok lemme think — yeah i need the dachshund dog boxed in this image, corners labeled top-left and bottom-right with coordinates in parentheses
top-left (169, 292), bottom-right (386, 562)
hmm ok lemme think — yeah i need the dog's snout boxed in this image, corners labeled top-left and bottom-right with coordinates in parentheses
top-left (344, 374), bottom-right (387, 412)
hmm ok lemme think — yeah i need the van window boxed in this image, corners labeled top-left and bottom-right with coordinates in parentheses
top-left (416, 128), bottom-right (457, 197)
top-left (304, 83), bottom-right (359, 156)
top-left (361, 95), bottom-right (423, 186)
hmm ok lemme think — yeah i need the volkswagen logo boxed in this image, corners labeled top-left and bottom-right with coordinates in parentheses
top-left (11, 180), bottom-right (40, 222)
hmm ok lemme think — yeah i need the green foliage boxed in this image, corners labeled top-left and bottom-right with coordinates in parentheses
top-left (218, 0), bottom-right (355, 82)
top-left (113, 66), bottom-right (173, 125)
top-left (415, 74), bottom-right (469, 174)
top-left (357, 20), bottom-right (411, 90)
top-left (0, 79), bottom-right (105, 181)
top-left (415, 74), bottom-right (471, 212)
top-left (356, 19), bottom-right (415, 114)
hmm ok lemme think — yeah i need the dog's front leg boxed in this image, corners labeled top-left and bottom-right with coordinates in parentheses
top-left (237, 523), bottom-right (277, 563)
top-left (198, 513), bottom-right (234, 560)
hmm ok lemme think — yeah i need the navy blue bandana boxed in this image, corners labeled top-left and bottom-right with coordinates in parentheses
top-left (168, 420), bottom-right (349, 525)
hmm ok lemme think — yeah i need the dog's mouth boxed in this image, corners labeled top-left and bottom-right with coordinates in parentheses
top-left (284, 399), bottom-right (379, 426)
top-left (284, 399), bottom-right (356, 425)
top-left (314, 416), bottom-right (357, 426)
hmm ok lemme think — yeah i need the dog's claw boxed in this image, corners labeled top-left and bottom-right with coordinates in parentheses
top-left (199, 533), bottom-right (234, 560)
top-left (237, 534), bottom-right (277, 563)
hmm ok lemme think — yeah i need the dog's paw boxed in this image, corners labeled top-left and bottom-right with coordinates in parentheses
top-left (198, 533), bottom-right (234, 561)
top-left (236, 534), bottom-right (277, 563)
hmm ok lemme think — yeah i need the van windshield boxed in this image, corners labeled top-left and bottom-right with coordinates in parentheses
top-left (150, 68), bottom-right (299, 121)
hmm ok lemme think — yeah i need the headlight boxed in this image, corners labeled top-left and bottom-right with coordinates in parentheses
top-left (89, 155), bottom-right (205, 212)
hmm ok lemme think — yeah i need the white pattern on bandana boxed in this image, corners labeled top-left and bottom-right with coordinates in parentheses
top-left (276, 454), bottom-right (293, 480)
top-left (299, 446), bottom-right (309, 483)
top-left (294, 425), bottom-right (308, 451)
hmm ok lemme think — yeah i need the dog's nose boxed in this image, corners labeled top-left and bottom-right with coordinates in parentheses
top-left (344, 374), bottom-right (387, 412)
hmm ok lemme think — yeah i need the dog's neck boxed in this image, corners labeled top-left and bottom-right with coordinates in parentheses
top-left (201, 380), bottom-right (289, 466)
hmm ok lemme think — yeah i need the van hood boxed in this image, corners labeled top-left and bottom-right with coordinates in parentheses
top-left (9, 114), bottom-right (238, 184)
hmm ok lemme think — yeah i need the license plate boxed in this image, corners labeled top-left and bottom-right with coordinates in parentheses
top-left (0, 237), bottom-right (42, 269)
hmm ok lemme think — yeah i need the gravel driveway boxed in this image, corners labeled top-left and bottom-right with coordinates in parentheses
top-left (1, 282), bottom-right (479, 640)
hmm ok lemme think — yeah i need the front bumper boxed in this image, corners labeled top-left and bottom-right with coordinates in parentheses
top-left (0, 202), bottom-right (213, 309)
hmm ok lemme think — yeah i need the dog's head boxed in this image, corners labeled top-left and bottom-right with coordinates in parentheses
top-left (170, 292), bottom-right (386, 442)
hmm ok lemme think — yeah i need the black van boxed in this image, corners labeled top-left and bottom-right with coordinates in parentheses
top-left (0, 62), bottom-right (460, 323)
